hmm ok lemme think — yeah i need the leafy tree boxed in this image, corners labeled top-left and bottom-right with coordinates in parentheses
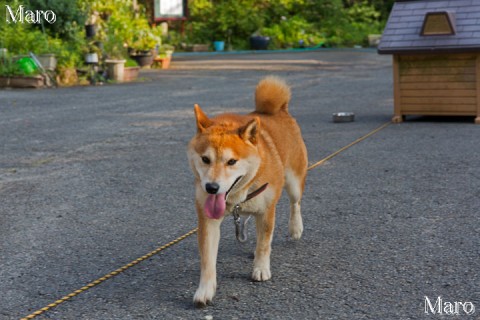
top-left (27, 0), bottom-right (86, 40)
top-left (186, 0), bottom-right (265, 49)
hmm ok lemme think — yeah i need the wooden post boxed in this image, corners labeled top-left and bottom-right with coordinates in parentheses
top-left (476, 54), bottom-right (480, 124)
top-left (392, 55), bottom-right (403, 123)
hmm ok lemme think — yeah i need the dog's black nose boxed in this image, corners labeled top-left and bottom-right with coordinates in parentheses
top-left (205, 182), bottom-right (220, 194)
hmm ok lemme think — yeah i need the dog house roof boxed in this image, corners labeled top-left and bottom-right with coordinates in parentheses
top-left (378, 0), bottom-right (480, 54)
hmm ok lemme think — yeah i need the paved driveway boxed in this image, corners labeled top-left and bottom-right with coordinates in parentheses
top-left (1, 50), bottom-right (478, 319)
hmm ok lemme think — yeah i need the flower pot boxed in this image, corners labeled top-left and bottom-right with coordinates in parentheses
top-left (85, 53), bottom-right (99, 64)
top-left (160, 57), bottom-right (171, 69)
top-left (154, 56), bottom-right (171, 69)
top-left (213, 41), bottom-right (225, 52)
top-left (191, 44), bottom-right (210, 52)
top-left (250, 36), bottom-right (270, 50)
top-left (105, 59), bottom-right (126, 82)
top-left (37, 54), bottom-right (57, 71)
top-left (85, 24), bottom-right (96, 38)
top-left (0, 75), bottom-right (45, 88)
top-left (130, 53), bottom-right (153, 68)
top-left (123, 66), bottom-right (140, 82)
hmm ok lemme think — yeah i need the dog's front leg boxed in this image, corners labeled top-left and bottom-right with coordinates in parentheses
top-left (252, 205), bottom-right (276, 281)
top-left (194, 204), bottom-right (222, 307)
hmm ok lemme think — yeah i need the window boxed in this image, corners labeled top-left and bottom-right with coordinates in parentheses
top-left (421, 11), bottom-right (456, 36)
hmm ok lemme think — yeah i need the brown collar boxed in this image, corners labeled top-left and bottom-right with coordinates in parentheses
top-left (226, 176), bottom-right (268, 207)
top-left (244, 183), bottom-right (269, 202)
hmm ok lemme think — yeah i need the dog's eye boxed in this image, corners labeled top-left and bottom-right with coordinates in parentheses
top-left (201, 156), bottom-right (211, 164)
top-left (227, 159), bottom-right (237, 166)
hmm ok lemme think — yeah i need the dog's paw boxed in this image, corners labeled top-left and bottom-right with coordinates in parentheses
top-left (193, 283), bottom-right (216, 307)
top-left (289, 216), bottom-right (303, 240)
top-left (289, 223), bottom-right (303, 240)
top-left (252, 266), bottom-right (271, 282)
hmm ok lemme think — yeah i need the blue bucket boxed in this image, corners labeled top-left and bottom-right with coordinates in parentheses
top-left (213, 41), bottom-right (225, 52)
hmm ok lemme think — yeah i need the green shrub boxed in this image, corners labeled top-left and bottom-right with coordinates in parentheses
top-left (184, 0), bottom-right (387, 50)
top-left (0, 0), bottom-right (86, 69)
top-left (345, 1), bottom-right (383, 46)
top-left (0, 56), bottom-right (25, 76)
top-left (80, 0), bottom-right (161, 56)
top-left (125, 58), bottom-right (138, 67)
top-left (28, 0), bottom-right (86, 40)
top-left (1, 24), bottom-right (50, 54)
top-left (0, 0), bottom-right (390, 68)
top-left (261, 16), bottom-right (326, 49)
top-left (187, 0), bottom-right (265, 50)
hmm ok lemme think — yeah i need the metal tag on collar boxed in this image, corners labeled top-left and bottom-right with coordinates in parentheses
top-left (233, 205), bottom-right (251, 243)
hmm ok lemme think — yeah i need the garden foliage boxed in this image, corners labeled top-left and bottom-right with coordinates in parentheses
top-left (0, 0), bottom-right (86, 69)
top-left (0, 0), bottom-right (161, 71)
top-left (182, 0), bottom-right (393, 49)
top-left (0, 0), bottom-right (394, 74)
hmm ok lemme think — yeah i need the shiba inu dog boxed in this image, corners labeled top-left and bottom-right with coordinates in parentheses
top-left (187, 76), bottom-right (308, 306)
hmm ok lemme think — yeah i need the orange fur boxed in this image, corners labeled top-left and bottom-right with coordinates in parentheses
top-left (255, 76), bottom-right (291, 114)
top-left (188, 77), bottom-right (308, 307)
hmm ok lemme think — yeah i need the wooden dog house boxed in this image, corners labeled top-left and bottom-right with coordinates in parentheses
top-left (378, 0), bottom-right (480, 124)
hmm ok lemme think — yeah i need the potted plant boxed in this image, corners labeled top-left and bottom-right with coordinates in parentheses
top-left (37, 53), bottom-right (57, 71)
top-left (56, 48), bottom-right (81, 86)
top-left (211, 26), bottom-right (228, 51)
top-left (127, 20), bottom-right (161, 68)
top-left (213, 41), bottom-right (225, 52)
top-left (104, 31), bottom-right (127, 82)
top-left (123, 58), bottom-right (140, 82)
top-left (250, 34), bottom-right (270, 50)
top-left (154, 44), bottom-right (174, 69)
top-left (85, 11), bottom-right (99, 39)
top-left (128, 31), bottom-right (158, 67)
top-left (186, 30), bottom-right (210, 52)
top-left (0, 55), bottom-right (45, 88)
top-left (105, 58), bottom-right (125, 82)
top-left (85, 24), bottom-right (97, 39)
top-left (82, 39), bottom-right (101, 64)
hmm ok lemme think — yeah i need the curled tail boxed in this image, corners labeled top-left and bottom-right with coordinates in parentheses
top-left (255, 76), bottom-right (291, 115)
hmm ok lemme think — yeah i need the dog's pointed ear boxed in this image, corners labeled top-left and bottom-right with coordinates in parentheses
top-left (239, 117), bottom-right (260, 145)
top-left (194, 104), bottom-right (212, 133)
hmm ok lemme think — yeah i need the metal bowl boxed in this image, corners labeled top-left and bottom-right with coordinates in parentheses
top-left (333, 112), bottom-right (355, 123)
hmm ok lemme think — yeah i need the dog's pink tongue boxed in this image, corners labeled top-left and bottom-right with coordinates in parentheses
top-left (204, 193), bottom-right (226, 219)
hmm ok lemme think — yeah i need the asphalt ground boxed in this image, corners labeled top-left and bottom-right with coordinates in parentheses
top-left (1, 50), bottom-right (479, 319)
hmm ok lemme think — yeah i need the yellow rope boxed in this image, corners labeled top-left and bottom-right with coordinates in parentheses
top-left (20, 228), bottom-right (198, 320)
top-left (307, 121), bottom-right (391, 171)
top-left (21, 121), bottom-right (390, 320)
